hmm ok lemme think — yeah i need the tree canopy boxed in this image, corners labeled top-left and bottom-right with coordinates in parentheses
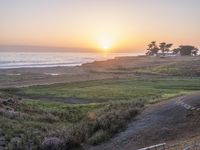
top-left (146, 42), bottom-right (199, 56)
top-left (146, 41), bottom-right (173, 56)
top-left (178, 45), bottom-right (199, 56)
top-left (146, 41), bottom-right (159, 56)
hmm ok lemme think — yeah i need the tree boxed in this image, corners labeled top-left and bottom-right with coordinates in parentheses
top-left (146, 41), bottom-right (159, 56)
top-left (165, 43), bottom-right (173, 53)
top-left (159, 42), bottom-right (173, 55)
top-left (172, 48), bottom-right (180, 54)
top-left (178, 45), bottom-right (199, 56)
top-left (159, 42), bottom-right (166, 54)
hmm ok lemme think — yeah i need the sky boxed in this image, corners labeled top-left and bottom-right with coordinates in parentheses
top-left (0, 0), bottom-right (200, 52)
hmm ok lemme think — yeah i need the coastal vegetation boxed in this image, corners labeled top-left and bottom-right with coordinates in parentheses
top-left (146, 41), bottom-right (199, 56)
top-left (1, 0), bottom-right (200, 149)
top-left (0, 56), bottom-right (200, 149)
top-left (1, 76), bottom-right (200, 149)
top-left (7, 77), bottom-right (200, 103)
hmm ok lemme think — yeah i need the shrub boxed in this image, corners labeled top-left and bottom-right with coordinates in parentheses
top-left (42, 137), bottom-right (66, 150)
top-left (8, 137), bottom-right (23, 150)
top-left (37, 113), bottom-right (59, 123)
top-left (66, 101), bottom-right (142, 145)
top-left (87, 130), bottom-right (109, 145)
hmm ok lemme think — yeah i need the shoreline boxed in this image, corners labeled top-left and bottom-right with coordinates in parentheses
top-left (0, 55), bottom-right (198, 88)
top-left (0, 55), bottom-right (144, 70)
top-left (0, 52), bottom-right (144, 70)
top-left (0, 55), bottom-right (142, 75)
top-left (0, 55), bottom-right (146, 70)
top-left (0, 55), bottom-right (143, 88)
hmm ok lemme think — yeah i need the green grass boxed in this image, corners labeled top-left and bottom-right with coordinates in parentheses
top-left (0, 98), bottom-right (106, 148)
top-left (12, 77), bottom-right (200, 103)
top-left (0, 98), bottom-right (141, 149)
top-left (140, 60), bottom-right (200, 76)
top-left (1, 77), bottom-right (200, 149)
top-left (20, 100), bottom-right (103, 123)
top-left (1, 57), bottom-right (200, 149)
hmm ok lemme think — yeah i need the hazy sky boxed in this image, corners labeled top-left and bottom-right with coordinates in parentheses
top-left (0, 0), bottom-right (199, 52)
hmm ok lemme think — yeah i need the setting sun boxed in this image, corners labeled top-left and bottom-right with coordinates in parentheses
top-left (95, 33), bottom-right (114, 52)
top-left (102, 43), bottom-right (111, 51)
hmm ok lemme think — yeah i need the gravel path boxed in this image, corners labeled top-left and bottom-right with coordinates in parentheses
top-left (89, 92), bottom-right (200, 150)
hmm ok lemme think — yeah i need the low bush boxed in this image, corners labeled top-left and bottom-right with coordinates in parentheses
top-left (0, 94), bottom-right (144, 148)
top-left (87, 130), bottom-right (109, 145)
top-left (60, 101), bottom-right (143, 146)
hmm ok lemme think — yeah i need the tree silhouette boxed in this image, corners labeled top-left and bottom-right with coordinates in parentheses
top-left (178, 45), bottom-right (199, 56)
top-left (159, 42), bottom-right (173, 55)
top-left (165, 43), bottom-right (173, 52)
top-left (146, 42), bottom-right (198, 56)
top-left (146, 41), bottom-right (159, 56)
top-left (159, 42), bottom-right (166, 54)
top-left (172, 48), bottom-right (180, 54)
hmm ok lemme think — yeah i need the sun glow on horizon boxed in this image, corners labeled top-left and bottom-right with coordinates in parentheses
top-left (95, 33), bottom-right (115, 52)
top-left (101, 42), bottom-right (111, 51)
top-left (102, 44), bottom-right (110, 50)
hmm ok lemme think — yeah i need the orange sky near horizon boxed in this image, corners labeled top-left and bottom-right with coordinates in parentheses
top-left (0, 0), bottom-right (199, 52)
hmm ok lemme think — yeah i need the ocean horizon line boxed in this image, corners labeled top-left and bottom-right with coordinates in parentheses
top-left (0, 52), bottom-right (144, 69)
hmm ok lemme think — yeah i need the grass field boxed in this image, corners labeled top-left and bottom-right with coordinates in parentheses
top-left (1, 56), bottom-right (200, 149)
top-left (1, 77), bottom-right (200, 149)
top-left (11, 77), bottom-right (200, 103)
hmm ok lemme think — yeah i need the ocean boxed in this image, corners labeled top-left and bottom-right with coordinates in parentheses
top-left (0, 52), bottom-right (143, 69)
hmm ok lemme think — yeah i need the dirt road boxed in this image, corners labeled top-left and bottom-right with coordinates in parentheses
top-left (90, 92), bottom-right (200, 150)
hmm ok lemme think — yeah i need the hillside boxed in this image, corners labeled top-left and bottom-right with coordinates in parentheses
top-left (0, 56), bottom-right (200, 149)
